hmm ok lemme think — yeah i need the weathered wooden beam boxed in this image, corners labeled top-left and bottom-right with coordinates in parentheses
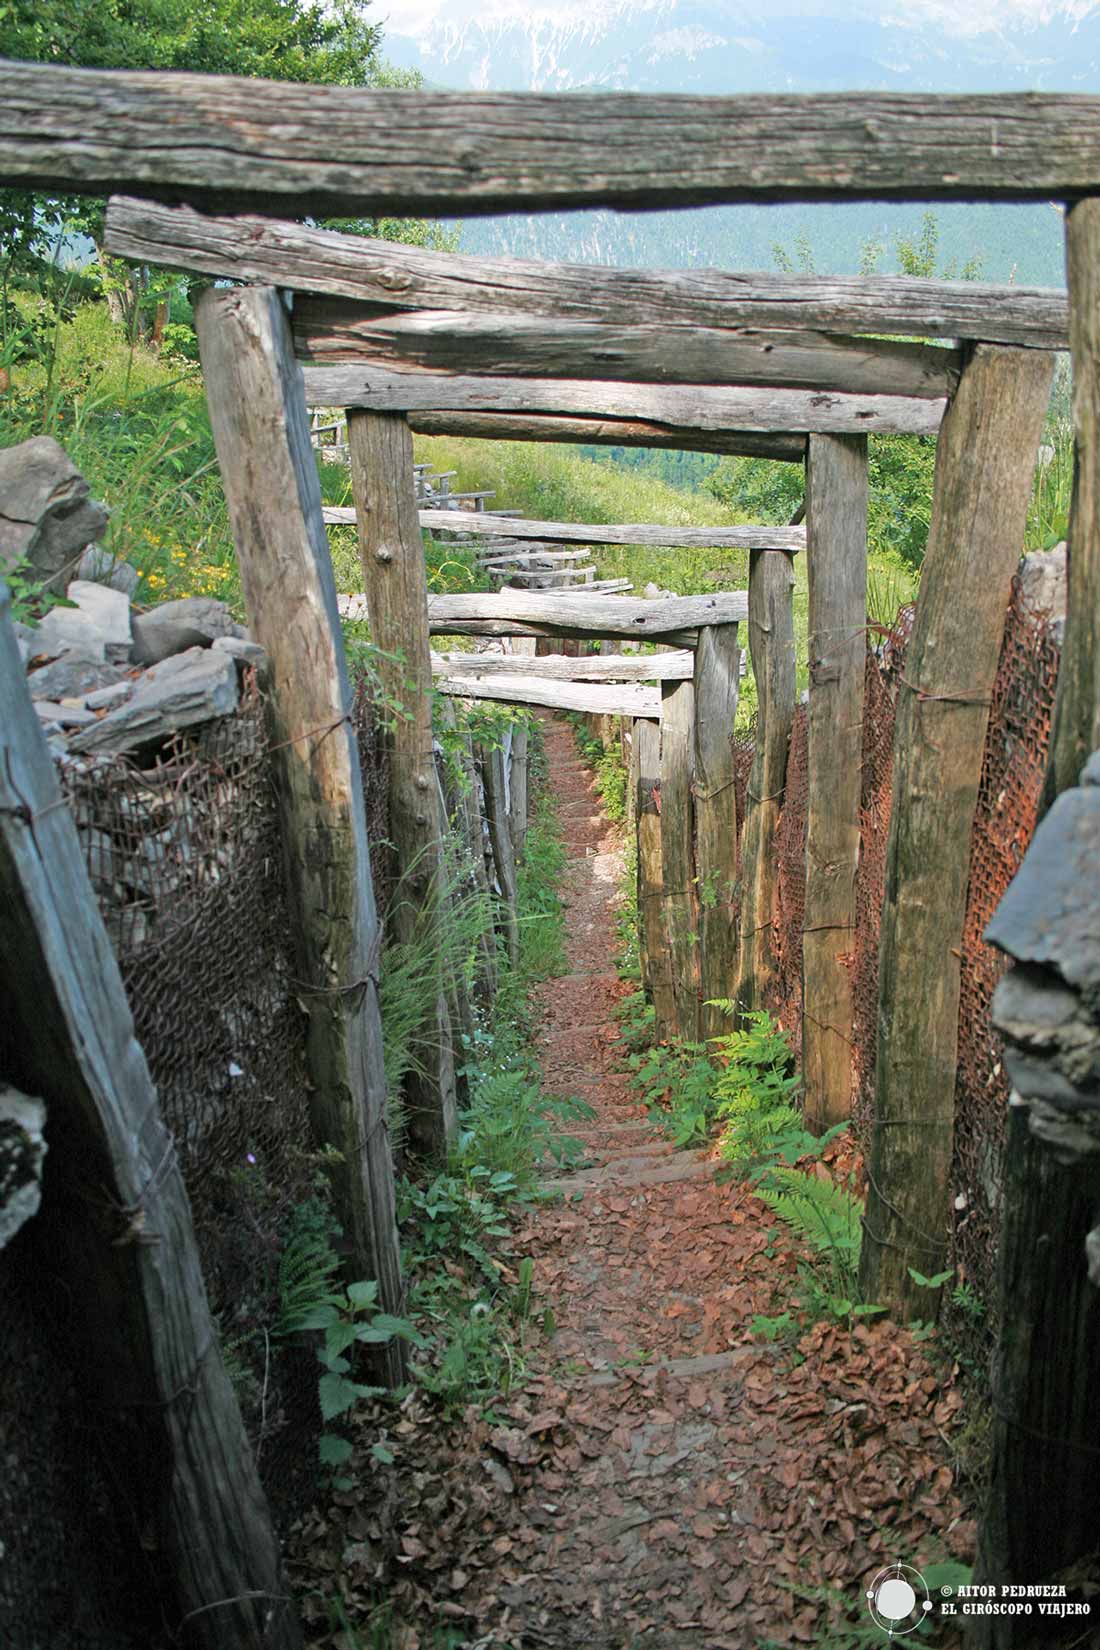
top-left (437, 699), bottom-right (497, 1006)
top-left (660, 677), bottom-right (701, 1042)
top-left (409, 410), bottom-right (806, 461)
top-left (419, 511), bottom-right (806, 551)
top-left (303, 369), bottom-right (946, 437)
top-left (292, 300), bottom-right (959, 400)
top-left (0, 591), bottom-right (299, 1650)
top-left (477, 549), bottom-right (594, 566)
top-left (735, 551), bottom-right (798, 1017)
top-left (635, 717), bottom-right (676, 1033)
top-left (694, 624), bottom-right (742, 1040)
top-left (431, 649), bottom-right (694, 682)
top-left (428, 590), bottom-right (746, 639)
top-left (106, 197), bottom-right (1068, 349)
top-left (1044, 197), bottom-right (1100, 809)
top-left (507, 638), bottom-right (537, 863)
top-left (193, 286), bottom-right (406, 1365)
top-left (346, 408), bottom-right (459, 1161)
top-left (436, 672), bottom-right (660, 718)
top-left (859, 342), bottom-right (1055, 1318)
top-left (480, 740), bottom-right (520, 968)
top-left (801, 434), bottom-right (868, 1133)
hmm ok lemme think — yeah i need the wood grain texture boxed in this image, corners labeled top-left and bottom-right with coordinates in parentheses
top-left (735, 551), bottom-right (798, 1018)
top-left (802, 435), bottom-right (868, 1133)
top-left (427, 590), bottom-right (747, 638)
top-left (480, 740), bottom-right (519, 968)
top-left (507, 637), bottom-right (537, 862)
top-left (859, 343), bottom-right (1055, 1317)
top-left (193, 287), bottom-right (406, 1364)
top-left (347, 409), bottom-right (458, 1160)
top-left (694, 624), bottom-right (742, 1040)
top-left (107, 197), bottom-right (1067, 348)
top-left (293, 300), bottom-right (958, 399)
top-left (437, 699), bottom-right (497, 1006)
top-left (436, 672), bottom-right (660, 718)
top-left (407, 411), bottom-right (806, 461)
top-left (304, 368), bottom-right (946, 436)
top-left (0, 590), bottom-right (299, 1650)
top-left (13, 78), bottom-right (1094, 213)
top-left (419, 511), bottom-right (805, 551)
top-left (660, 677), bottom-right (701, 1043)
top-left (1044, 197), bottom-right (1100, 808)
top-left (635, 717), bottom-right (676, 1036)
top-left (430, 650), bottom-right (694, 682)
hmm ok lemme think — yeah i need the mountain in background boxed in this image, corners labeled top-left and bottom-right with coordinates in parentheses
top-left (382, 0), bottom-right (1100, 282)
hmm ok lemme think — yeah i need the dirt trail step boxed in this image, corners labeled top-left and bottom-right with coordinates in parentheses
top-left (539, 1147), bottom-right (716, 1197)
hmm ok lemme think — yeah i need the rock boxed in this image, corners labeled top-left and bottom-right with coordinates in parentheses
top-left (35, 581), bottom-right (132, 665)
top-left (211, 634), bottom-right (267, 668)
top-left (130, 596), bottom-right (246, 666)
top-left (0, 437), bottom-right (110, 594)
top-left (26, 655), bottom-right (128, 703)
top-left (33, 700), bottom-right (97, 729)
top-left (985, 773), bottom-right (1100, 991)
top-left (12, 619), bottom-right (35, 665)
top-left (1018, 542), bottom-right (1067, 624)
top-left (643, 581), bottom-right (676, 600)
top-left (69, 645), bottom-right (239, 756)
top-left (0, 1088), bottom-right (47, 1250)
top-left (76, 544), bottom-right (140, 597)
top-left (84, 680), bottom-right (133, 711)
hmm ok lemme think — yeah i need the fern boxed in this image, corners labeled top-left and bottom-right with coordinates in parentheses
top-left (755, 1166), bottom-right (864, 1284)
top-left (275, 1224), bottom-right (345, 1337)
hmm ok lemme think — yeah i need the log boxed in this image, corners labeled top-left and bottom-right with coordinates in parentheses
top-left (418, 511), bottom-right (805, 551)
top-left (430, 649), bottom-right (694, 682)
top-left (436, 673), bottom-right (660, 718)
top-left (635, 717), bottom-right (676, 1033)
top-left (427, 590), bottom-right (745, 643)
top-left (303, 369), bottom-right (946, 438)
top-left (694, 624), bottom-right (742, 1041)
top-left (735, 551), bottom-right (797, 1016)
top-left (802, 435), bottom-right (868, 1133)
top-left (660, 678), bottom-right (701, 1042)
top-left (409, 410), bottom-right (806, 461)
top-left (0, 590), bottom-right (298, 1650)
top-left (1044, 197), bottom-right (1100, 808)
top-left (508, 638), bottom-right (537, 862)
top-left (106, 197), bottom-right (1068, 349)
top-left (859, 342), bottom-right (1055, 1317)
top-left (193, 287), bottom-right (405, 1370)
top-left (346, 409), bottom-right (459, 1161)
top-left (437, 700), bottom-right (497, 1006)
top-left (480, 740), bottom-right (520, 968)
top-left (292, 300), bottom-right (959, 400)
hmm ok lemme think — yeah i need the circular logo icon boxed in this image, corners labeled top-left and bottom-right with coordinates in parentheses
top-left (866, 1563), bottom-right (935, 1636)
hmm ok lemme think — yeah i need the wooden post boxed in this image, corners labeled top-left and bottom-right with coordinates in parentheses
top-left (346, 408), bottom-right (458, 1161)
top-left (0, 590), bottom-right (299, 1650)
top-left (660, 677), bottom-right (700, 1042)
top-left (694, 623), bottom-right (742, 1040)
top-left (735, 550), bottom-right (797, 1016)
top-left (860, 343), bottom-right (1055, 1316)
top-left (802, 434), bottom-right (868, 1133)
top-left (509, 638), bottom-right (537, 862)
top-left (438, 700), bottom-right (497, 1007)
top-left (194, 288), bottom-right (405, 1370)
top-left (634, 716), bottom-right (675, 1033)
top-left (1044, 196), bottom-right (1100, 808)
top-left (481, 739), bottom-right (521, 969)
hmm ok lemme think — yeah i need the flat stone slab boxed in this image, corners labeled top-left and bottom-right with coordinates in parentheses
top-left (0, 435), bottom-right (109, 592)
top-left (69, 645), bottom-right (238, 755)
top-left (36, 580), bottom-right (132, 664)
top-left (986, 775), bottom-right (1100, 990)
top-left (541, 1148), bottom-right (715, 1198)
top-left (34, 700), bottom-right (97, 728)
top-left (26, 655), bottom-right (128, 702)
top-left (585, 1347), bottom-right (756, 1388)
top-left (130, 596), bottom-right (245, 666)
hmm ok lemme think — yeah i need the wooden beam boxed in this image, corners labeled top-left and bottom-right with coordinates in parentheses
top-left (735, 551), bottom-right (797, 1017)
top-left (480, 740), bottom-right (519, 968)
top-left (427, 590), bottom-right (746, 640)
top-left (192, 286), bottom-right (406, 1364)
top-left (436, 672), bottom-right (660, 719)
top-left (694, 624), bottom-right (742, 1040)
top-left (419, 511), bottom-right (806, 551)
top-left (801, 434), bottom-right (868, 1134)
top-left (859, 342), bottom-right (1055, 1318)
top-left (408, 410), bottom-right (806, 461)
top-left (635, 717), bottom-right (676, 1034)
top-left (107, 197), bottom-right (1068, 349)
top-left (437, 700), bottom-right (497, 1006)
top-left (430, 650), bottom-right (694, 682)
top-left (346, 409), bottom-right (459, 1161)
top-left (508, 638), bottom-right (537, 863)
top-left (660, 677), bottom-right (701, 1042)
top-left (1044, 197), bottom-right (1100, 809)
top-left (292, 301), bottom-right (959, 400)
top-left (302, 368), bottom-right (946, 437)
top-left (0, 590), bottom-right (299, 1650)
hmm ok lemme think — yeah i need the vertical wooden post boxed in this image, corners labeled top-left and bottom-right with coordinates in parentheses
top-left (481, 739), bottom-right (520, 969)
top-left (634, 716), bottom-right (675, 1033)
top-left (694, 623), bottom-right (742, 1040)
top-left (860, 343), bottom-right (1055, 1315)
top-left (660, 676), bottom-right (700, 1042)
top-left (346, 409), bottom-right (458, 1161)
top-left (194, 288), bottom-right (405, 1371)
top-left (509, 638), bottom-right (537, 862)
top-left (1044, 197), bottom-right (1100, 809)
top-left (735, 550), bottom-right (797, 1017)
top-left (802, 435), bottom-right (868, 1133)
top-left (0, 591), bottom-right (300, 1650)
top-left (438, 699), bottom-right (497, 1006)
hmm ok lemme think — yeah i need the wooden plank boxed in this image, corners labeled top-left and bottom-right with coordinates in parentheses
top-left (192, 286), bottom-right (406, 1366)
top-left (480, 740), bottom-right (519, 968)
top-left (107, 197), bottom-right (1069, 349)
top-left (436, 673), bottom-right (660, 718)
top-left (508, 638), bottom-right (537, 863)
top-left (346, 409), bottom-right (459, 1160)
top-left (293, 301), bottom-right (959, 400)
top-left (1044, 197), bottom-right (1100, 809)
top-left (437, 699), bottom-right (497, 1006)
top-left (427, 590), bottom-right (746, 638)
top-left (694, 624), bottom-right (742, 1041)
top-left (635, 717), bottom-right (676, 1035)
top-left (660, 678), bottom-right (701, 1042)
top-left (478, 549), bottom-right (594, 565)
top-left (420, 511), bottom-right (806, 551)
top-left (801, 435), bottom-right (868, 1134)
top-left (408, 410), bottom-right (807, 461)
top-left (431, 650), bottom-right (694, 682)
top-left (735, 551), bottom-right (798, 1017)
top-left (303, 369), bottom-right (946, 437)
top-left (859, 342), bottom-right (1055, 1318)
top-left (0, 590), bottom-right (299, 1650)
